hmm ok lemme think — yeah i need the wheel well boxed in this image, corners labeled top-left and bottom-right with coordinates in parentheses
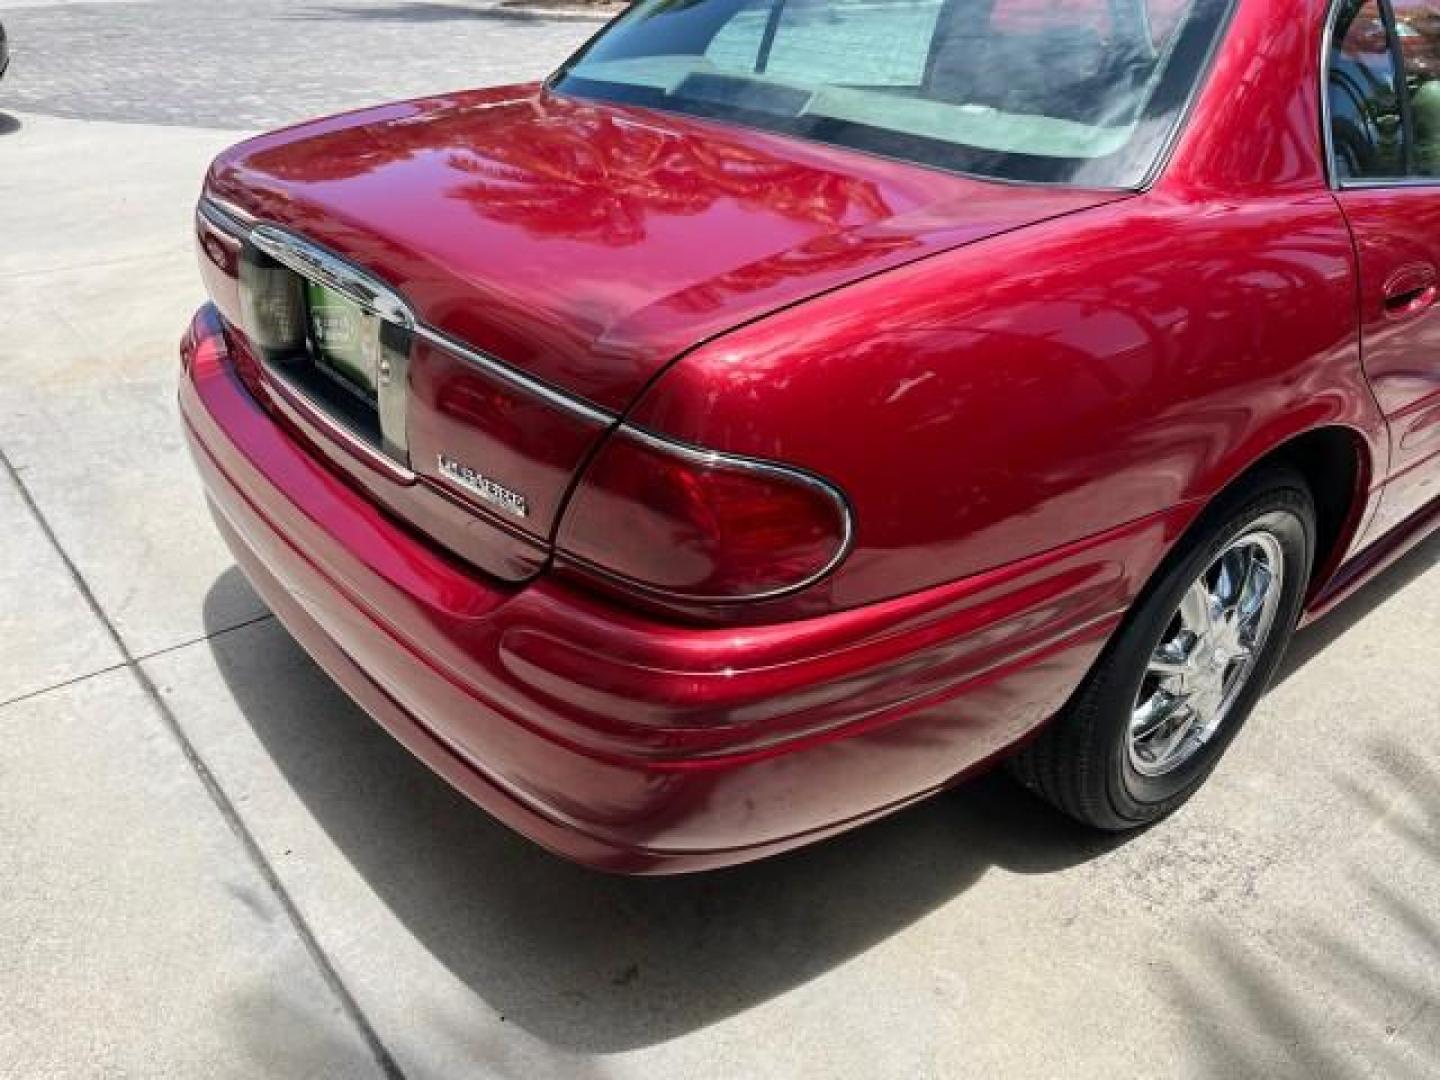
top-left (1227, 427), bottom-right (1369, 589)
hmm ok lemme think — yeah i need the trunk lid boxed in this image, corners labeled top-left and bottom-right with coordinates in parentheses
top-left (207, 84), bottom-right (1126, 412)
top-left (201, 84), bottom-right (1126, 583)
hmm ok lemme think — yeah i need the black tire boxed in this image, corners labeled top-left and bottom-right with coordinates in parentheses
top-left (1010, 467), bottom-right (1316, 831)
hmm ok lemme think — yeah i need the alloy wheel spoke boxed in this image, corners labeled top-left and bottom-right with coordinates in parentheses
top-left (1237, 558), bottom-right (1274, 629)
top-left (1215, 549), bottom-right (1245, 612)
top-left (1226, 643), bottom-right (1254, 666)
top-left (1132, 689), bottom-right (1188, 743)
top-left (1147, 638), bottom-right (1195, 678)
top-left (1150, 704), bottom-right (1199, 763)
top-left (1178, 579), bottom-right (1217, 638)
top-left (1147, 654), bottom-right (1190, 678)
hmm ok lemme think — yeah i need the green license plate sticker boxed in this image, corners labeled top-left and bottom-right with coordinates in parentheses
top-left (306, 282), bottom-right (378, 395)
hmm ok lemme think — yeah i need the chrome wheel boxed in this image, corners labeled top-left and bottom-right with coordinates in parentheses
top-left (1128, 531), bottom-right (1287, 778)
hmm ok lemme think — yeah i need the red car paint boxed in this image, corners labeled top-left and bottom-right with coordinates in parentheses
top-left (181, 0), bottom-right (1440, 872)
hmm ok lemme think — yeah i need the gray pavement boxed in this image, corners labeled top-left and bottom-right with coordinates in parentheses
top-left (3, 3), bottom-right (1440, 1078)
top-left (0, 0), bottom-right (603, 129)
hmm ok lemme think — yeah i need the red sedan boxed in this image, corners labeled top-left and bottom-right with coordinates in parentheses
top-left (180, 0), bottom-right (1440, 872)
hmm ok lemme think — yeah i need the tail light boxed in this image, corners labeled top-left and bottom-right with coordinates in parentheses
top-left (556, 426), bottom-right (853, 603)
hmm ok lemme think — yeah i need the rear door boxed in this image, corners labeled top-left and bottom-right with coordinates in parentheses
top-left (1329, 0), bottom-right (1440, 536)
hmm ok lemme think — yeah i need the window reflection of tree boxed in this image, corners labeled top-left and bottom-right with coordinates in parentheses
top-left (249, 92), bottom-right (925, 309)
top-left (249, 94), bottom-right (895, 250)
top-left (441, 103), bottom-right (893, 244)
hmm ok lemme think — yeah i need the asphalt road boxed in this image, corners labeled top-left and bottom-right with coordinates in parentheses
top-left (3, 3), bottom-right (1440, 1079)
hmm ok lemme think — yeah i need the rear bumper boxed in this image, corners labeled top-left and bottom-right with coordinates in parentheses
top-left (180, 304), bottom-right (1181, 873)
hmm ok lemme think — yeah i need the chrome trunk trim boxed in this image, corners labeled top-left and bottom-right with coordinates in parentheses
top-left (198, 198), bottom-right (618, 427)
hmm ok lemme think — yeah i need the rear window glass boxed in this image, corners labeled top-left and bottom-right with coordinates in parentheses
top-left (553, 0), bottom-right (1231, 187)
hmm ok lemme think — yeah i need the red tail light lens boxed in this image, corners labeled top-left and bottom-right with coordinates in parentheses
top-left (556, 427), bottom-right (852, 602)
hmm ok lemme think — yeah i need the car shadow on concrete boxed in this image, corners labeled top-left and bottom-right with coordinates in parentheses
top-left (201, 569), bottom-right (1126, 1052)
top-left (0, 113), bottom-right (22, 136)
top-left (200, 528), bottom-right (1438, 1052)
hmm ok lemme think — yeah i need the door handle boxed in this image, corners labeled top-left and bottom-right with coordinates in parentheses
top-left (1383, 264), bottom-right (1439, 320)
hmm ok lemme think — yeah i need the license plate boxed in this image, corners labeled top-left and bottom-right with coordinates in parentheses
top-left (306, 282), bottom-right (380, 397)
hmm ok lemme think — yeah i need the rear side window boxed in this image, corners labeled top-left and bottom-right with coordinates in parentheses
top-left (1328, 0), bottom-right (1406, 180)
top-left (1326, 0), bottom-right (1440, 181)
top-left (1391, 0), bottom-right (1440, 174)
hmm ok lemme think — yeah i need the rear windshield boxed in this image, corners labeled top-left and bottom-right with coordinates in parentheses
top-left (552, 0), bottom-right (1230, 187)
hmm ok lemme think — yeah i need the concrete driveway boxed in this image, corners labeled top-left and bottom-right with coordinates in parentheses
top-left (3, 2), bottom-right (1440, 1077)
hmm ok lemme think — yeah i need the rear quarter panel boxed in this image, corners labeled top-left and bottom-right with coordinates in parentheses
top-left (630, 190), bottom-right (1385, 620)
